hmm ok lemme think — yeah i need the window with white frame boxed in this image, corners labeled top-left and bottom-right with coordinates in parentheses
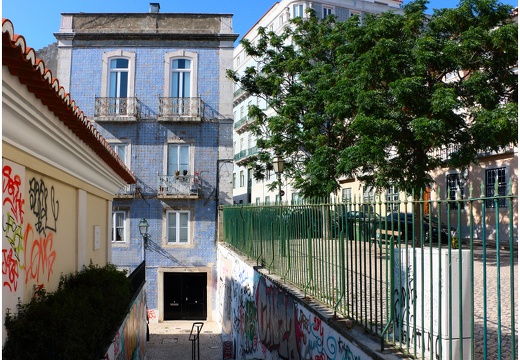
top-left (163, 51), bottom-right (198, 99)
top-left (101, 51), bottom-right (136, 115)
top-left (362, 186), bottom-right (375, 212)
top-left (323, 6), bottom-right (334, 18)
top-left (240, 170), bottom-right (245, 187)
top-left (256, 197), bottom-right (261, 205)
top-left (446, 173), bottom-right (465, 210)
top-left (111, 143), bottom-right (130, 167)
top-left (109, 59), bottom-right (129, 99)
top-left (386, 186), bottom-right (399, 212)
top-left (293, 4), bottom-right (305, 18)
top-left (167, 144), bottom-right (190, 175)
top-left (341, 188), bottom-right (352, 203)
top-left (112, 211), bottom-right (127, 242)
top-left (233, 173), bottom-right (236, 189)
top-left (167, 210), bottom-right (190, 244)
top-left (485, 167), bottom-right (507, 208)
top-left (265, 196), bottom-right (271, 205)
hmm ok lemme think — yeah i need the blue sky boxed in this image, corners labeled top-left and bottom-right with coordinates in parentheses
top-left (2, 0), bottom-right (517, 50)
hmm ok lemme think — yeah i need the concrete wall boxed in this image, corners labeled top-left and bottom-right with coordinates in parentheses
top-left (217, 244), bottom-right (391, 360)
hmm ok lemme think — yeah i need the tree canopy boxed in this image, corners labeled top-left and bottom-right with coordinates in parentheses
top-left (227, 0), bottom-right (518, 199)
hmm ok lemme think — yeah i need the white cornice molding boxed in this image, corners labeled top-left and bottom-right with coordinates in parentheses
top-left (2, 68), bottom-right (126, 194)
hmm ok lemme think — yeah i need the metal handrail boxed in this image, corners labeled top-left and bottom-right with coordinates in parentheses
top-left (222, 193), bottom-right (518, 359)
top-left (189, 322), bottom-right (204, 360)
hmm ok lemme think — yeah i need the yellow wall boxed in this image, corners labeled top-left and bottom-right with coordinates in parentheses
top-left (86, 193), bottom-right (110, 265)
top-left (2, 143), bottom-right (114, 343)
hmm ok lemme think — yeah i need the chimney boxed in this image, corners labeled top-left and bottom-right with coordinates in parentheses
top-left (150, 3), bottom-right (160, 13)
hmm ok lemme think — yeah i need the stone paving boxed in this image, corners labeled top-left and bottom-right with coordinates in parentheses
top-left (146, 321), bottom-right (222, 360)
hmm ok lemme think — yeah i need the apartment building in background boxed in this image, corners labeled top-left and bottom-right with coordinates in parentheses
top-left (231, 0), bottom-right (403, 206)
top-left (54, 4), bottom-right (237, 322)
top-left (231, 1), bottom-right (517, 243)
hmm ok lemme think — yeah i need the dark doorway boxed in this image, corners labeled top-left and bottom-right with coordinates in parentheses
top-left (164, 272), bottom-right (207, 320)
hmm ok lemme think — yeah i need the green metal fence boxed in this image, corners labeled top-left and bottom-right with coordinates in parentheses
top-left (222, 191), bottom-right (518, 359)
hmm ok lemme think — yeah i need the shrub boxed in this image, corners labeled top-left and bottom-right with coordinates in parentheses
top-left (3, 262), bottom-right (132, 360)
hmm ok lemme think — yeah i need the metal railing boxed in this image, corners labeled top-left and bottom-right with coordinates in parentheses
top-left (157, 174), bottom-right (200, 197)
top-left (222, 191), bottom-right (518, 359)
top-left (158, 97), bottom-right (202, 120)
top-left (94, 97), bottom-right (139, 120)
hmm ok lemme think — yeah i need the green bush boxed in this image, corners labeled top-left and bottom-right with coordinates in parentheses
top-left (3, 262), bottom-right (132, 360)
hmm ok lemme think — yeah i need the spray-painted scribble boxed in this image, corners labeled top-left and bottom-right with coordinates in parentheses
top-left (2, 165), bottom-right (59, 294)
top-left (24, 223), bottom-right (56, 284)
top-left (28, 177), bottom-right (59, 236)
top-left (225, 250), bottom-right (372, 360)
top-left (3, 165), bottom-right (25, 224)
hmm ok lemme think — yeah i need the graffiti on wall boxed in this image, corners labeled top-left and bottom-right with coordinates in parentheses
top-left (103, 288), bottom-right (147, 360)
top-left (226, 251), bottom-right (370, 360)
top-left (2, 162), bottom-right (59, 295)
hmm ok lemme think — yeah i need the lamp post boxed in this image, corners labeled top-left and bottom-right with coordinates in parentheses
top-left (273, 154), bottom-right (284, 204)
top-left (138, 218), bottom-right (149, 265)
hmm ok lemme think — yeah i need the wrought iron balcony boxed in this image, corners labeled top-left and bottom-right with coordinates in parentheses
top-left (114, 183), bottom-right (137, 198)
top-left (233, 150), bottom-right (247, 162)
top-left (157, 174), bottom-right (200, 198)
top-left (158, 97), bottom-right (202, 122)
top-left (94, 97), bottom-right (139, 121)
top-left (234, 116), bottom-right (256, 134)
top-left (234, 147), bottom-right (258, 166)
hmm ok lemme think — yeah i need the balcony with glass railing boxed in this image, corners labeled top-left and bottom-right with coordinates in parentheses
top-left (94, 97), bottom-right (139, 121)
top-left (158, 97), bottom-right (202, 122)
top-left (157, 174), bottom-right (200, 198)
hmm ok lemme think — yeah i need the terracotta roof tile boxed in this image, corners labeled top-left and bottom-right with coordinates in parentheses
top-left (2, 18), bottom-right (135, 185)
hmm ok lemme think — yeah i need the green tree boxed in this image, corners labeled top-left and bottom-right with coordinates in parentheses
top-left (227, 0), bottom-right (517, 199)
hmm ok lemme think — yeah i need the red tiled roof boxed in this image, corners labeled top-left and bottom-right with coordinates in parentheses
top-left (2, 18), bottom-right (136, 185)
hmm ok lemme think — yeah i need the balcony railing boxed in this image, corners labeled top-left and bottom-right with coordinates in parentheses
top-left (158, 97), bottom-right (202, 122)
top-left (233, 150), bottom-right (247, 162)
top-left (157, 174), bottom-right (200, 198)
top-left (234, 116), bottom-right (256, 134)
top-left (234, 147), bottom-right (258, 165)
top-left (233, 88), bottom-right (246, 99)
top-left (115, 183), bottom-right (137, 198)
top-left (430, 144), bottom-right (515, 162)
top-left (94, 97), bottom-right (139, 121)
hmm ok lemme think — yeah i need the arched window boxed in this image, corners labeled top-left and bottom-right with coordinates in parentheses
top-left (171, 58), bottom-right (192, 98)
top-left (99, 51), bottom-right (136, 117)
top-left (109, 58), bottom-right (129, 99)
top-left (164, 51), bottom-right (198, 98)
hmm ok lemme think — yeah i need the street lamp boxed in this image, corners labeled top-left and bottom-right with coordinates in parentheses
top-left (138, 218), bottom-right (149, 264)
top-left (273, 154), bottom-right (284, 203)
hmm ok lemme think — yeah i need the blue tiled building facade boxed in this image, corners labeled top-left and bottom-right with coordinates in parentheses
top-left (55, 10), bottom-right (236, 322)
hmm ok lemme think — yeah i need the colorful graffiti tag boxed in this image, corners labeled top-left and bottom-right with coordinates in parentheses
top-left (2, 162), bottom-right (59, 294)
top-left (103, 289), bottom-right (147, 360)
top-left (223, 249), bottom-right (370, 360)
